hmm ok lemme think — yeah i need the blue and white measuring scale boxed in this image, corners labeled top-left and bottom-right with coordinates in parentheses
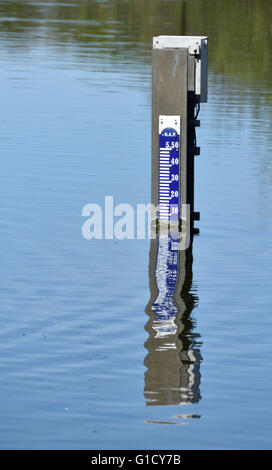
top-left (158, 116), bottom-right (180, 223)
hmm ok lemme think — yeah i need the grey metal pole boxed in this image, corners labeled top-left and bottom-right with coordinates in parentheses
top-left (152, 36), bottom-right (208, 235)
top-left (152, 47), bottom-right (188, 224)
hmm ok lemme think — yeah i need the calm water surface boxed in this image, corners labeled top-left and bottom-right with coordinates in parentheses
top-left (0, 0), bottom-right (272, 449)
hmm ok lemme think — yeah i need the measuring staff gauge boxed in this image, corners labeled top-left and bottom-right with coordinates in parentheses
top-left (158, 116), bottom-right (181, 222)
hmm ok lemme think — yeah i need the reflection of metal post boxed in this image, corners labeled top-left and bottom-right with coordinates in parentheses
top-left (152, 36), bottom-right (208, 233)
top-left (144, 237), bottom-right (202, 407)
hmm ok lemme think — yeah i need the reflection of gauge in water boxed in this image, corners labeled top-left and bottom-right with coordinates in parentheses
top-left (152, 234), bottom-right (179, 336)
top-left (158, 116), bottom-right (181, 222)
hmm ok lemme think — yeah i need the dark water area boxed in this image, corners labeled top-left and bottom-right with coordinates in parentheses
top-left (0, 0), bottom-right (272, 449)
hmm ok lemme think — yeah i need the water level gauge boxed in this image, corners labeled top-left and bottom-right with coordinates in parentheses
top-left (158, 116), bottom-right (181, 222)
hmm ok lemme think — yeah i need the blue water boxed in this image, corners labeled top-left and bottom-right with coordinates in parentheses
top-left (0, 0), bottom-right (272, 450)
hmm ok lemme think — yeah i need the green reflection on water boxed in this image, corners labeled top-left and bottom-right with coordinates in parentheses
top-left (0, 0), bottom-right (271, 88)
top-left (0, 0), bottom-right (272, 92)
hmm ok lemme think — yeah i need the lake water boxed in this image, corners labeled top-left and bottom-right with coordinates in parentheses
top-left (0, 0), bottom-right (272, 450)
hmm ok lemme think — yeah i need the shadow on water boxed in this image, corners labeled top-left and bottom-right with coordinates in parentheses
top-left (144, 233), bottom-right (202, 413)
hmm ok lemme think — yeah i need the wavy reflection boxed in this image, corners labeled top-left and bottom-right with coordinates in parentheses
top-left (144, 233), bottom-right (202, 407)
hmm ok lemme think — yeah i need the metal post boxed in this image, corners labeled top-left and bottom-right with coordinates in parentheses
top-left (152, 36), bottom-right (208, 234)
top-left (152, 47), bottom-right (188, 227)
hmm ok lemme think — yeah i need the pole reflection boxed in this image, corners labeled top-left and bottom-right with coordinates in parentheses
top-left (144, 233), bottom-right (202, 407)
